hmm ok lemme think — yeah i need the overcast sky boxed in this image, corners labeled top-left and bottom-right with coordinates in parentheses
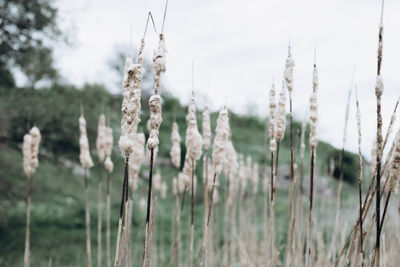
top-left (54, 0), bottom-right (400, 159)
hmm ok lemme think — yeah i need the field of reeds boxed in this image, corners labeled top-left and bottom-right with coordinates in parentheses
top-left (1, 1), bottom-right (400, 267)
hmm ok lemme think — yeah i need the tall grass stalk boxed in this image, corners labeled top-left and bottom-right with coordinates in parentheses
top-left (355, 87), bottom-right (364, 266)
top-left (374, 2), bottom-right (385, 265)
top-left (306, 58), bottom-right (318, 267)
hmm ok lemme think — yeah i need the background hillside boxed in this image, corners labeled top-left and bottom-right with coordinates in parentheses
top-left (0, 83), bottom-right (360, 266)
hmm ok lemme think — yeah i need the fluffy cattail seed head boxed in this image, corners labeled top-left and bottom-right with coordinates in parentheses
top-left (105, 156), bottom-right (114, 173)
top-left (309, 65), bottom-right (319, 150)
top-left (96, 114), bottom-right (106, 162)
top-left (153, 34), bottom-right (166, 95)
top-left (269, 83), bottom-right (277, 152)
top-left (147, 94), bottom-right (162, 150)
top-left (23, 134), bottom-right (33, 177)
top-left (104, 127), bottom-right (113, 157)
top-left (79, 115), bottom-right (94, 169)
top-left (284, 52), bottom-right (295, 93)
top-left (275, 83), bottom-right (287, 141)
top-left (212, 107), bottom-right (230, 175)
top-left (185, 96), bottom-right (203, 161)
top-left (128, 133), bottom-right (145, 192)
top-left (170, 122), bottom-right (181, 169)
top-left (202, 105), bottom-right (212, 151)
top-left (29, 126), bottom-right (41, 170)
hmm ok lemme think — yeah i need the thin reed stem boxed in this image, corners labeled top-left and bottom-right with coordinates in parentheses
top-left (24, 174), bottom-right (32, 267)
top-left (114, 157), bottom-right (129, 267)
top-left (106, 171), bottom-right (111, 267)
top-left (190, 158), bottom-right (195, 267)
top-left (97, 163), bottom-right (103, 267)
top-left (306, 149), bottom-right (315, 267)
top-left (84, 169), bottom-right (93, 267)
top-left (143, 148), bottom-right (155, 266)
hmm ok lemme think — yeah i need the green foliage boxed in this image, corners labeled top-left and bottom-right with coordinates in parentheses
top-left (0, 0), bottom-right (62, 88)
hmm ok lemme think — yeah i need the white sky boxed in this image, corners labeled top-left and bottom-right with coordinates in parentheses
top-left (54, 0), bottom-right (400, 158)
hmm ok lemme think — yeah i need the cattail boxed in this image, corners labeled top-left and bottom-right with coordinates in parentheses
top-left (96, 114), bottom-right (106, 162)
top-left (104, 126), bottom-right (113, 267)
top-left (79, 115), bottom-right (94, 169)
top-left (143, 34), bottom-right (166, 267)
top-left (96, 114), bottom-right (106, 267)
top-left (23, 126), bottom-right (41, 267)
top-left (383, 97), bottom-right (399, 150)
top-left (23, 134), bottom-right (33, 177)
top-left (355, 88), bottom-right (364, 264)
top-left (184, 94), bottom-right (203, 267)
top-left (177, 172), bottom-right (187, 193)
top-left (79, 114), bottom-right (93, 267)
top-left (284, 50), bottom-right (295, 94)
top-left (128, 133), bottom-right (145, 193)
top-left (275, 82), bottom-right (287, 141)
top-left (212, 107), bottom-right (230, 175)
top-left (170, 122), bottom-right (181, 169)
top-left (202, 105), bottom-right (212, 151)
top-left (389, 133), bottom-right (400, 193)
top-left (29, 127), bottom-right (41, 170)
top-left (201, 107), bottom-right (230, 265)
top-left (306, 61), bottom-right (318, 267)
top-left (269, 82), bottom-right (277, 152)
top-left (225, 141), bottom-right (238, 206)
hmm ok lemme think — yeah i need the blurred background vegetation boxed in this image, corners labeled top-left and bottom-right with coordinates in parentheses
top-left (0, 0), bottom-right (362, 266)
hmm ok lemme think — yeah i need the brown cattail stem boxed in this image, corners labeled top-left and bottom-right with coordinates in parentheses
top-left (379, 191), bottom-right (391, 238)
top-left (358, 174), bottom-right (364, 266)
top-left (190, 158), bottom-right (195, 267)
top-left (306, 148), bottom-right (315, 267)
top-left (84, 169), bottom-right (93, 267)
top-left (97, 164), bottom-right (103, 267)
top-left (287, 95), bottom-right (296, 267)
top-left (171, 186), bottom-right (187, 267)
top-left (143, 197), bottom-right (158, 267)
top-left (269, 151), bottom-right (275, 266)
top-left (106, 171), bottom-right (111, 267)
top-left (114, 157), bottom-right (129, 267)
top-left (24, 174), bottom-right (32, 267)
top-left (200, 172), bottom-right (217, 266)
top-left (143, 148), bottom-right (155, 266)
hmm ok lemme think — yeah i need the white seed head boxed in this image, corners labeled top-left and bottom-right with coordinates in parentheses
top-left (212, 107), bottom-right (230, 175)
top-left (153, 34), bottom-right (166, 95)
top-left (79, 115), bottom-right (94, 169)
top-left (269, 82), bottom-right (277, 151)
top-left (23, 134), bottom-right (33, 177)
top-left (104, 127), bottom-right (113, 157)
top-left (104, 156), bottom-right (114, 173)
top-left (147, 94), bottom-right (162, 150)
top-left (170, 122), bottom-right (181, 169)
top-left (128, 133), bottom-right (145, 192)
top-left (29, 126), bottom-right (41, 170)
top-left (96, 114), bottom-right (106, 162)
top-left (202, 105), bottom-right (212, 151)
top-left (284, 53), bottom-right (295, 93)
top-left (185, 96), bottom-right (203, 161)
top-left (275, 84), bottom-right (287, 141)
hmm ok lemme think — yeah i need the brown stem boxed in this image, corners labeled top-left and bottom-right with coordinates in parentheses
top-left (97, 163), bottom-right (103, 267)
top-left (358, 178), bottom-right (364, 267)
top-left (143, 148), bottom-right (155, 265)
top-left (84, 169), bottom-right (92, 267)
top-left (114, 157), bottom-right (129, 267)
top-left (106, 171), bottom-right (111, 267)
top-left (288, 99), bottom-right (296, 267)
top-left (306, 148), bottom-right (315, 267)
top-left (24, 175), bottom-right (32, 267)
top-left (190, 158), bottom-right (195, 267)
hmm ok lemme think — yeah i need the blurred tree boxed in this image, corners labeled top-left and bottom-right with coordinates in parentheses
top-left (0, 0), bottom-right (61, 88)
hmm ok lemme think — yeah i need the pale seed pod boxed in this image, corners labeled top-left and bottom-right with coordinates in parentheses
top-left (275, 82), bottom-right (286, 141)
top-left (96, 114), bottom-right (106, 162)
top-left (29, 126), bottom-right (41, 170)
top-left (23, 134), bottom-right (33, 177)
top-left (170, 122), bottom-right (181, 169)
top-left (212, 108), bottom-right (230, 175)
top-left (79, 115), bottom-right (94, 169)
top-left (202, 105), bottom-right (212, 151)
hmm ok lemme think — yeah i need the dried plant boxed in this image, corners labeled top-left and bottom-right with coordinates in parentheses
top-left (104, 126), bottom-right (114, 267)
top-left (79, 114), bottom-right (94, 267)
top-left (23, 127), bottom-right (41, 267)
